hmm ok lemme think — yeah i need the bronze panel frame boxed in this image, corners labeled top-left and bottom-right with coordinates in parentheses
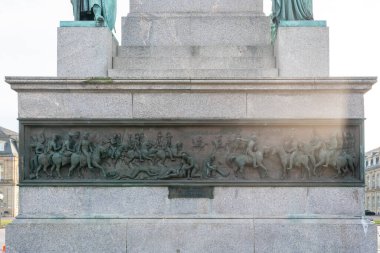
top-left (18, 118), bottom-right (365, 187)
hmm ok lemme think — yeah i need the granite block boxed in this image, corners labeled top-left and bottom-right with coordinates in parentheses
top-left (133, 93), bottom-right (247, 119)
top-left (19, 187), bottom-right (168, 217)
top-left (112, 56), bottom-right (276, 70)
top-left (168, 198), bottom-right (211, 215)
top-left (57, 27), bottom-right (118, 77)
top-left (122, 15), bottom-right (271, 46)
top-left (247, 93), bottom-right (364, 119)
top-left (108, 68), bottom-right (279, 78)
top-left (19, 187), bottom-right (364, 218)
top-left (6, 218), bottom-right (375, 253)
top-left (129, 0), bottom-right (263, 13)
top-left (275, 26), bottom-right (330, 77)
top-left (117, 45), bottom-right (274, 58)
top-left (18, 92), bottom-right (133, 119)
top-left (211, 187), bottom-right (307, 216)
top-left (126, 219), bottom-right (255, 253)
top-left (306, 188), bottom-right (364, 216)
top-left (6, 219), bottom-right (127, 253)
top-left (254, 219), bottom-right (376, 253)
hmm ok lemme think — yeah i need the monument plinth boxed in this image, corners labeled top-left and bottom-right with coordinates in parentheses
top-left (5, 0), bottom-right (377, 252)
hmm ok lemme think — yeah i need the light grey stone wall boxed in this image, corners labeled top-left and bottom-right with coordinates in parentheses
top-left (275, 27), bottom-right (330, 77)
top-left (17, 90), bottom-right (364, 119)
top-left (129, 0), bottom-right (264, 14)
top-left (11, 78), bottom-right (372, 120)
top-left (6, 220), bottom-right (127, 253)
top-left (57, 27), bottom-right (118, 77)
top-left (6, 76), bottom-right (377, 253)
top-left (6, 218), bottom-right (376, 253)
top-left (18, 187), bottom-right (364, 218)
top-left (253, 219), bottom-right (376, 253)
top-left (122, 15), bottom-right (271, 46)
top-left (18, 92), bottom-right (133, 119)
top-left (246, 93), bottom-right (364, 119)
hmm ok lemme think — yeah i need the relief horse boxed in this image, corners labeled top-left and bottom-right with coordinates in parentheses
top-left (226, 150), bottom-right (269, 179)
top-left (124, 141), bottom-right (157, 165)
top-left (272, 145), bottom-right (312, 179)
top-left (313, 142), bottom-right (355, 178)
top-left (153, 142), bottom-right (183, 167)
top-left (50, 151), bottom-right (72, 178)
top-left (68, 144), bottom-right (108, 178)
top-left (35, 153), bottom-right (51, 179)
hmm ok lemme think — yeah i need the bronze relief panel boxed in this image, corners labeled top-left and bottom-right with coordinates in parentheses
top-left (21, 120), bottom-right (363, 185)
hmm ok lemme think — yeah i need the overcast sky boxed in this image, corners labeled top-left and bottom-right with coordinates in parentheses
top-left (0, 0), bottom-right (379, 151)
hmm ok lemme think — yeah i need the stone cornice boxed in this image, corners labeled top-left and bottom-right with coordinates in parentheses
top-left (5, 76), bottom-right (377, 93)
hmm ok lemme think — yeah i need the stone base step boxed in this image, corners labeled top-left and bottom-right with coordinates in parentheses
top-left (113, 56), bottom-right (276, 70)
top-left (108, 68), bottom-right (278, 78)
top-left (117, 45), bottom-right (274, 58)
top-left (122, 15), bottom-right (271, 46)
top-left (129, 0), bottom-right (263, 13)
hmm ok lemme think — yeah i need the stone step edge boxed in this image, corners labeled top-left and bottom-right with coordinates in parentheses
top-left (108, 69), bottom-right (279, 78)
top-left (117, 46), bottom-right (274, 57)
top-left (117, 45), bottom-right (274, 50)
top-left (113, 56), bottom-right (275, 60)
top-left (108, 68), bottom-right (279, 71)
top-left (125, 12), bottom-right (268, 18)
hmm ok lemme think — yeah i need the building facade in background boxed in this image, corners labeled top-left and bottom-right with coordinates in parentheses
top-left (365, 147), bottom-right (380, 213)
top-left (0, 126), bottom-right (19, 216)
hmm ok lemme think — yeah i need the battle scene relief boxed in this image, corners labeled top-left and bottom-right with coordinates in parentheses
top-left (23, 123), bottom-right (362, 184)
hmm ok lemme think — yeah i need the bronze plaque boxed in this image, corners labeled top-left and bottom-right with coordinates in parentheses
top-left (20, 120), bottom-right (364, 186)
top-left (168, 186), bottom-right (214, 199)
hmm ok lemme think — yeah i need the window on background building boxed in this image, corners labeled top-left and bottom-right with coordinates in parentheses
top-left (373, 196), bottom-right (376, 210)
top-left (368, 197), bottom-right (371, 210)
top-left (372, 175), bottom-right (376, 188)
top-left (377, 157), bottom-right (379, 164)
top-left (366, 160), bottom-right (369, 167)
top-left (0, 163), bottom-right (3, 181)
top-left (371, 159), bottom-right (374, 166)
top-left (0, 141), bottom-right (4, 151)
top-left (377, 196), bottom-right (380, 211)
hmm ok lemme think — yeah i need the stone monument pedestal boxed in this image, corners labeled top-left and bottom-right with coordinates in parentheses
top-left (5, 77), bottom-right (377, 253)
top-left (4, 0), bottom-right (378, 252)
top-left (57, 24), bottom-right (118, 77)
top-left (275, 21), bottom-right (329, 77)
